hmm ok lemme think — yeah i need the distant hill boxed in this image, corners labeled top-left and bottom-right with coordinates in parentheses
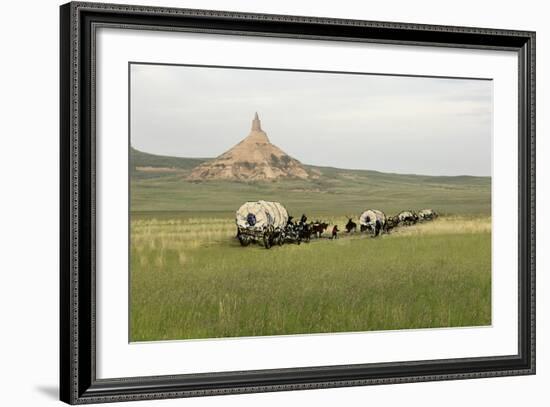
top-left (131, 146), bottom-right (489, 186)
top-left (188, 113), bottom-right (312, 181)
top-left (130, 147), bottom-right (208, 178)
top-left (130, 146), bottom-right (491, 216)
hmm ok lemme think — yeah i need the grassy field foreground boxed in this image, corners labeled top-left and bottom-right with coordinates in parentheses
top-left (130, 216), bottom-right (491, 341)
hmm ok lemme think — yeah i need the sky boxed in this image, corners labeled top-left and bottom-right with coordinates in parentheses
top-left (130, 63), bottom-right (493, 176)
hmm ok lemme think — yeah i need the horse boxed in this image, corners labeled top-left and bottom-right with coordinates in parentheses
top-left (345, 218), bottom-right (357, 233)
top-left (297, 222), bottom-right (313, 242)
top-left (311, 222), bottom-right (329, 238)
top-left (384, 216), bottom-right (400, 233)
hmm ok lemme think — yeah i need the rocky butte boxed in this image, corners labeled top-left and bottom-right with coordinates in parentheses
top-left (188, 113), bottom-right (311, 181)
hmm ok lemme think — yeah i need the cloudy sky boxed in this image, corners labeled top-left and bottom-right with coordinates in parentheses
top-left (130, 63), bottom-right (492, 176)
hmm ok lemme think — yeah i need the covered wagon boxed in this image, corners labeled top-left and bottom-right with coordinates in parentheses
top-left (359, 209), bottom-right (386, 237)
top-left (235, 200), bottom-right (289, 248)
top-left (397, 210), bottom-right (418, 226)
top-left (418, 208), bottom-right (438, 221)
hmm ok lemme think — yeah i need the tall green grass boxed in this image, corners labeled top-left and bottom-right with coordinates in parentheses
top-left (130, 217), bottom-right (491, 341)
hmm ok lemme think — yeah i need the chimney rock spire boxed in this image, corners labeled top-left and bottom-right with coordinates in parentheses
top-left (187, 111), bottom-right (310, 181)
top-left (251, 112), bottom-right (262, 131)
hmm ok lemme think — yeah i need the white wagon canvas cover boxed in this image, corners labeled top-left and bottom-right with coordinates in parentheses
top-left (359, 209), bottom-right (386, 226)
top-left (236, 200), bottom-right (289, 229)
top-left (419, 208), bottom-right (437, 219)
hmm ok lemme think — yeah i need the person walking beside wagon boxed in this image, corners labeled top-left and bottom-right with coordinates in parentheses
top-left (331, 225), bottom-right (339, 240)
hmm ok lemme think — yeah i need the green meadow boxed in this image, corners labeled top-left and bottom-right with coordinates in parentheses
top-left (129, 150), bottom-right (492, 341)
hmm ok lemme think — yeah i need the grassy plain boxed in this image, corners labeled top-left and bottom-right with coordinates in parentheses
top-left (129, 149), bottom-right (492, 341)
top-left (130, 216), bottom-right (491, 341)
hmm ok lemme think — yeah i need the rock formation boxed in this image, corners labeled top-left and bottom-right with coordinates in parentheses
top-left (188, 113), bottom-right (310, 181)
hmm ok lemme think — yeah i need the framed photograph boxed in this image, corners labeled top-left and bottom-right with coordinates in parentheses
top-left (60, 1), bottom-right (535, 404)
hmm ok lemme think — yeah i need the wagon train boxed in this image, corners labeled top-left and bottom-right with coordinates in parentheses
top-left (236, 200), bottom-right (439, 248)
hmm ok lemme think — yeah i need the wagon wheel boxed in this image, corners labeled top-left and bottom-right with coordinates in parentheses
top-left (237, 232), bottom-right (250, 247)
top-left (238, 235), bottom-right (250, 246)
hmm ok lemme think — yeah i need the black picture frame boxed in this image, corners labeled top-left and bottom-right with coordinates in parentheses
top-left (60, 2), bottom-right (536, 404)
